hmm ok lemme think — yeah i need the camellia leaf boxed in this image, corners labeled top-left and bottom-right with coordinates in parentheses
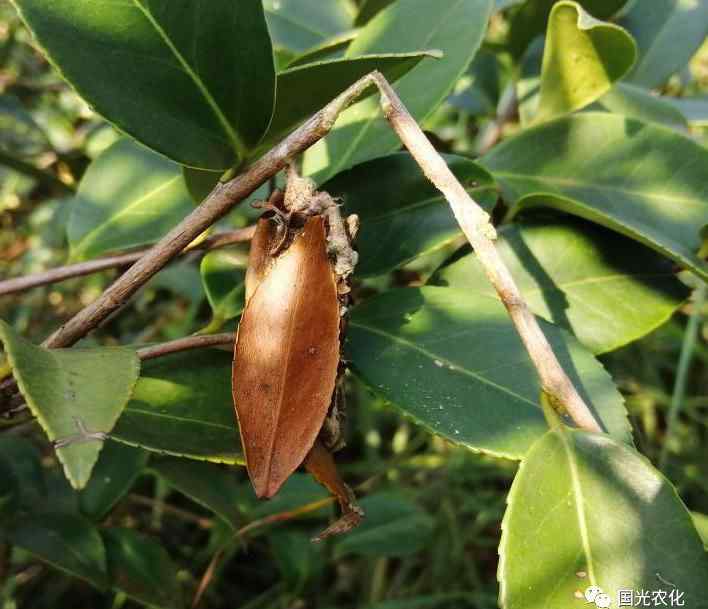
top-left (302, 0), bottom-right (494, 182)
top-left (499, 428), bottom-right (708, 608)
top-left (665, 95), bottom-right (708, 127)
top-left (79, 441), bottom-right (149, 521)
top-left (102, 527), bottom-right (183, 609)
top-left (263, 0), bottom-right (356, 55)
top-left (323, 152), bottom-right (497, 276)
top-left (348, 287), bottom-right (630, 460)
top-left (111, 349), bottom-right (241, 464)
top-left (333, 493), bottom-right (435, 558)
top-left (432, 217), bottom-right (689, 354)
top-left (535, 1), bottom-right (636, 122)
top-left (355, 0), bottom-right (396, 26)
top-left (507, 0), bottom-right (628, 58)
top-left (258, 51), bottom-right (434, 153)
top-left (67, 138), bottom-right (195, 261)
top-left (595, 82), bottom-right (689, 131)
top-left (0, 320), bottom-right (140, 489)
top-left (620, 0), bottom-right (708, 90)
top-left (0, 437), bottom-right (46, 514)
top-left (0, 94), bottom-right (49, 157)
top-left (150, 457), bottom-right (242, 529)
top-left (6, 512), bottom-right (109, 589)
top-left (12, 0), bottom-right (275, 169)
top-left (480, 113), bottom-right (708, 280)
top-left (200, 249), bottom-right (248, 326)
top-left (286, 31), bottom-right (357, 68)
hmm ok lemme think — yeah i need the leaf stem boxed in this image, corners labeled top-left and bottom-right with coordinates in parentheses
top-left (659, 282), bottom-right (706, 471)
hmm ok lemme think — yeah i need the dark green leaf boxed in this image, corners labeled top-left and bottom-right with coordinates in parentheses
top-left (259, 52), bottom-right (432, 153)
top-left (499, 429), bottom-right (708, 608)
top-left (79, 441), bottom-right (149, 521)
top-left (6, 512), bottom-right (108, 589)
top-left (303, 0), bottom-right (494, 182)
top-left (0, 437), bottom-right (46, 514)
top-left (0, 94), bottom-right (48, 157)
top-left (535, 1), bottom-right (636, 122)
top-left (620, 0), bottom-right (708, 89)
top-left (201, 249), bottom-right (248, 325)
top-left (480, 113), bottom-right (708, 280)
top-left (269, 530), bottom-right (324, 590)
top-left (432, 217), bottom-right (689, 354)
top-left (111, 349), bottom-right (241, 464)
top-left (334, 493), bottom-right (434, 557)
top-left (67, 138), bottom-right (194, 261)
top-left (264, 0), bottom-right (356, 54)
top-left (13, 0), bottom-right (275, 169)
top-left (0, 320), bottom-right (140, 489)
top-left (355, 0), bottom-right (397, 26)
top-left (249, 473), bottom-right (330, 519)
top-left (150, 457), bottom-right (242, 529)
top-left (286, 32), bottom-right (357, 68)
top-left (348, 287), bottom-right (630, 460)
top-left (323, 152), bottom-right (496, 276)
top-left (595, 82), bottom-right (689, 131)
top-left (102, 527), bottom-right (183, 609)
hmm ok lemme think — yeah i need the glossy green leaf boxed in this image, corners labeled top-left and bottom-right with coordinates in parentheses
top-left (480, 113), bottom-right (708, 280)
top-left (6, 512), bottom-right (108, 589)
top-left (432, 218), bottom-right (689, 354)
top-left (0, 320), bottom-right (140, 489)
top-left (67, 138), bottom-right (195, 261)
top-left (79, 441), bottom-right (149, 521)
top-left (535, 1), bottom-right (636, 122)
top-left (12, 0), bottom-right (275, 169)
top-left (201, 249), bottom-right (248, 325)
top-left (303, 0), bottom-right (494, 182)
top-left (323, 153), bottom-right (496, 276)
top-left (334, 493), bottom-right (434, 558)
top-left (447, 48), bottom-right (502, 117)
top-left (665, 95), bottom-right (708, 127)
top-left (264, 0), bottom-right (355, 54)
top-left (111, 349), bottom-right (241, 464)
top-left (102, 527), bottom-right (183, 609)
top-left (348, 287), bottom-right (630, 460)
top-left (595, 82), bottom-right (689, 131)
top-left (150, 457), bottom-right (241, 529)
top-left (355, 0), bottom-right (397, 26)
top-left (0, 437), bottom-right (46, 513)
top-left (286, 31), bottom-right (357, 67)
top-left (507, 0), bottom-right (627, 58)
top-left (620, 0), bottom-right (708, 89)
top-left (259, 52), bottom-right (432, 152)
top-left (499, 428), bottom-right (708, 608)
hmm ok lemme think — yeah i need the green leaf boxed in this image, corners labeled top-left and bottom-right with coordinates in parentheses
top-left (665, 95), bottom-right (708, 127)
top-left (348, 287), bottom-right (630, 460)
top-left (334, 493), bottom-right (434, 558)
top-left (480, 113), bottom-right (708, 280)
top-left (264, 0), bottom-right (356, 54)
top-left (286, 31), bottom-right (357, 68)
top-left (201, 249), bottom-right (248, 325)
top-left (12, 0), bottom-right (275, 169)
top-left (67, 138), bottom-right (195, 261)
top-left (79, 441), bottom-right (149, 521)
top-left (258, 52), bottom-right (432, 153)
top-left (249, 473), bottom-right (330, 519)
top-left (269, 530), bottom-right (324, 590)
top-left (507, 0), bottom-right (628, 58)
top-left (102, 527), bottom-right (183, 609)
top-left (432, 217), bottom-right (689, 354)
top-left (0, 94), bottom-right (49, 157)
top-left (150, 457), bottom-right (242, 529)
top-left (111, 349), bottom-right (241, 464)
top-left (691, 512), bottom-right (708, 549)
top-left (302, 0), bottom-right (494, 182)
top-left (0, 320), bottom-right (140, 489)
top-left (535, 1), bottom-right (636, 122)
top-left (322, 152), bottom-right (496, 276)
top-left (595, 82), bottom-right (689, 131)
top-left (620, 0), bottom-right (708, 89)
top-left (499, 429), bottom-right (708, 609)
top-left (0, 437), bottom-right (46, 514)
top-left (6, 512), bottom-right (109, 589)
top-left (355, 0), bottom-right (397, 26)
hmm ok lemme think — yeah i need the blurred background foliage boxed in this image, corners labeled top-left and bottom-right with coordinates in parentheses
top-left (0, 0), bottom-right (707, 608)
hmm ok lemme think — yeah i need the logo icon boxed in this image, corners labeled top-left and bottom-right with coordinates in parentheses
top-left (584, 586), bottom-right (612, 608)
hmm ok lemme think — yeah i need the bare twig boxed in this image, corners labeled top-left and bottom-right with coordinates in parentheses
top-left (137, 333), bottom-right (233, 361)
top-left (0, 227), bottom-right (255, 297)
top-left (40, 75), bottom-right (378, 350)
top-left (369, 72), bottom-right (601, 433)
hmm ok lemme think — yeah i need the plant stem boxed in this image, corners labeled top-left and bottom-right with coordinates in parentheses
top-left (40, 74), bottom-right (377, 350)
top-left (659, 283), bottom-right (706, 471)
top-left (369, 72), bottom-right (601, 433)
top-left (0, 227), bottom-right (255, 297)
top-left (136, 333), bottom-right (233, 361)
top-left (0, 149), bottom-right (74, 193)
